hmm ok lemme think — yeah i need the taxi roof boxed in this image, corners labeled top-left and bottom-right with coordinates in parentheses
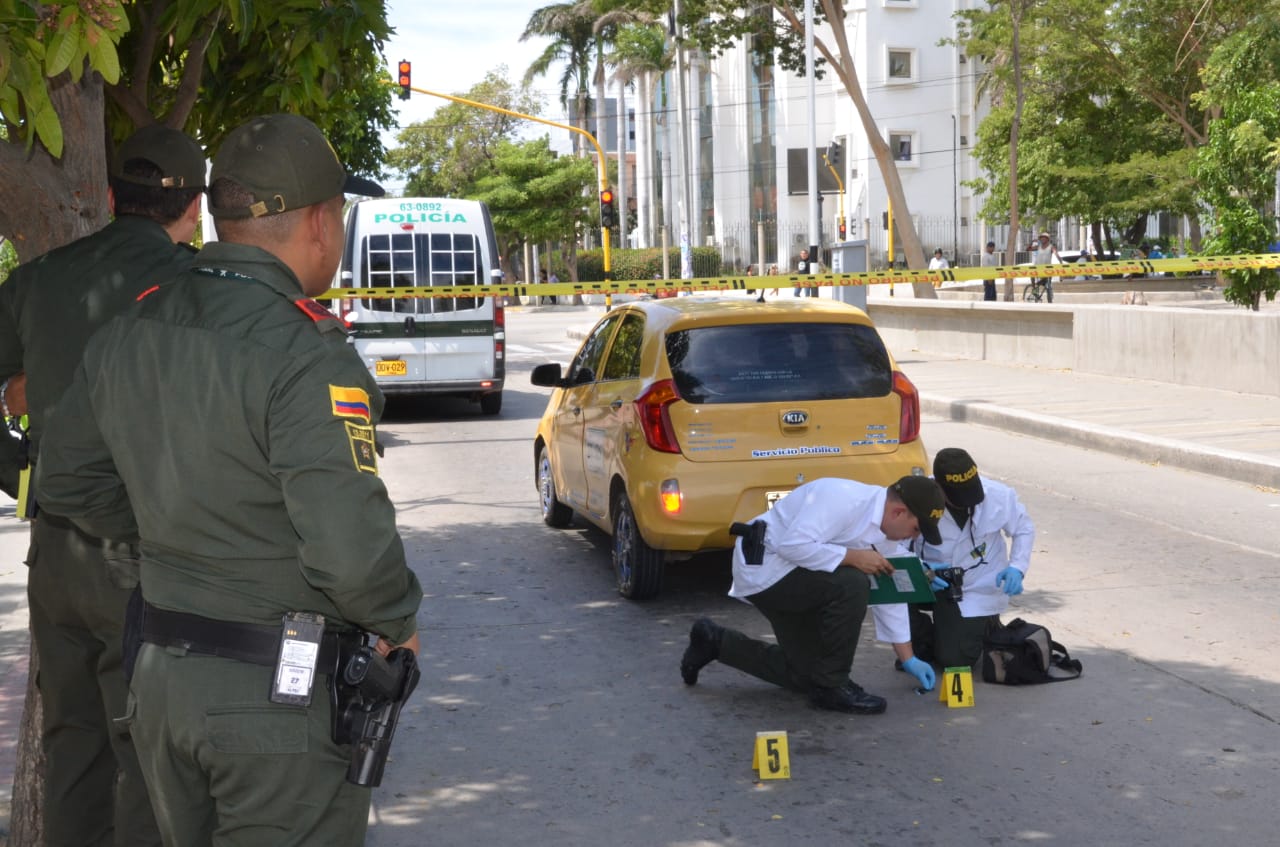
top-left (617, 295), bottom-right (875, 334)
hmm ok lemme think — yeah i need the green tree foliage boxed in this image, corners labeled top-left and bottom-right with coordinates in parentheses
top-left (387, 68), bottom-right (543, 199)
top-left (1193, 18), bottom-right (1280, 310)
top-left (471, 136), bottom-right (598, 281)
top-left (959, 0), bottom-right (1263, 251)
top-left (0, 0), bottom-right (397, 262)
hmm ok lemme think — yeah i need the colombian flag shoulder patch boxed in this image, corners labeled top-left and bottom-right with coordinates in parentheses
top-left (329, 385), bottom-right (371, 423)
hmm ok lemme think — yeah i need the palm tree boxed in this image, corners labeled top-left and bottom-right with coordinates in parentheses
top-left (521, 3), bottom-right (598, 159)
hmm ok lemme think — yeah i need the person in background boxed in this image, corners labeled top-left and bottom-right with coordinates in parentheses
top-left (794, 249), bottom-right (819, 297)
top-left (1031, 231), bottom-right (1060, 303)
top-left (928, 248), bottom-right (950, 270)
top-left (980, 241), bottom-right (1000, 301)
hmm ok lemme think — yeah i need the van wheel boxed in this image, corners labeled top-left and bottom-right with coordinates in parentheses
top-left (538, 446), bottom-right (573, 528)
top-left (480, 392), bottom-right (502, 415)
top-left (611, 491), bottom-right (663, 600)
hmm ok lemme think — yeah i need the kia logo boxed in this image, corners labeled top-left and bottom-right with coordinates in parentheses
top-left (781, 410), bottom-right (808, 425)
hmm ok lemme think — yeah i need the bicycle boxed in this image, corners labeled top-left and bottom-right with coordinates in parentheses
top-left (1022, 277), bottom-right (1053, 303)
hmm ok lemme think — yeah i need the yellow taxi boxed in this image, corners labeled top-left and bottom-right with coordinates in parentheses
top-left (530, 297), bottom-right (929, 599)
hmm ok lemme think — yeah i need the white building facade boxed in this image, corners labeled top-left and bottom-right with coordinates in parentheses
top-left (650, 0), bottom-right (992, 272)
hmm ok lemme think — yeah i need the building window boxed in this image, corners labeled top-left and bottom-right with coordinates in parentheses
top-left (887, 49), bottom-right (915, 82)
top-left (889, 132), bottom-right (916, 166)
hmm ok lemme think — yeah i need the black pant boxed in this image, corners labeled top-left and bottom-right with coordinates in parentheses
top-left (718, 566), bottom-right (869, 692)
top-left (983, 280), bottom-right (997, 301)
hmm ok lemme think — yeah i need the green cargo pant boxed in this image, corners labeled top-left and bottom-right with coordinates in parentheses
top-left (129, 642), bottom-right (372, 846)
top-left (27, 514), bottom-right (160, 847)
top-left (718, 565), bottom-right (870, 692)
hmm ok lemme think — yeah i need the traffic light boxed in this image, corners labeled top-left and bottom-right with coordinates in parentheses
top-left (599, 188), bottom-right (616, 229)
top-left (826, 139), bottom-right (843, 170)
top-left (838, 217), bottom-right (847, 240)
top-left (397, 60), bottom-right (411, 101)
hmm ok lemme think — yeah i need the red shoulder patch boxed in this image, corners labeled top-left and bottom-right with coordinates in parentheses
top-left (294, 298), bottom-right (344, 327)
top-left (136, 285), bottom-right (161, 301)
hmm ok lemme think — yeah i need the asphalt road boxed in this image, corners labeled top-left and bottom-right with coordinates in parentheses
top-left (358, 308), bottom-right (1280, 847)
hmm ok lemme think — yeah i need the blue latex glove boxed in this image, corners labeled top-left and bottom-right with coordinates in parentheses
top-left (902, 656), bottom-right (936, 691)
top-left (996, 567), bottom-right (1024, 596)
top-left (925, 562), bottom-right (949, 591)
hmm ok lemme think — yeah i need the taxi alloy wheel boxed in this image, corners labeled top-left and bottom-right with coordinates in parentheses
top-left (538, 446), bottom-right (573, 528)
top-left (611, 491), bottom-right (663, 600)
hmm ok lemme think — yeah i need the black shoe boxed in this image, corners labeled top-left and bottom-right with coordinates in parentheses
top-left (810, 681), bottom-right (887, 715)
top-left (680, 618), bottom-right (723, 685)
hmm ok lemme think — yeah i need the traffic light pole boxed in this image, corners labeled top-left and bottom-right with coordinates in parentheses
top-left (822, 150), bottom-right (846, 243)
top-left (401, 81), bottom-right (615, 306)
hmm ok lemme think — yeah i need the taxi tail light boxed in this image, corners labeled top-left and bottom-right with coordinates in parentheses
top-left (660, 479), bottom-right (682, 514)
top-left (892, 370), bottom-right (921, 444)
top-left (636, 379), bottom-right (682, 454)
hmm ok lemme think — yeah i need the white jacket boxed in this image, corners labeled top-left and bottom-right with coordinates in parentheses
top-left (872, 478), bottom-right (1034, 643)
top-left (729, 478), bottom-right (911, 643)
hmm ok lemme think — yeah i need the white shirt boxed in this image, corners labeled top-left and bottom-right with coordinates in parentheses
top-left (730, 478), bottom-right (910, 643)
top-left (871, 477), bottom-right (1035, 642)
top-left (1032, 244), bottom-right (1059, 264)
top-left (980, 250), bottom-right (999, 269)
top-left (929, 256), bottom-right (950, 270)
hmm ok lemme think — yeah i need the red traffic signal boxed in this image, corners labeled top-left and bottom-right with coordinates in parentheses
top-left (397, 60), bottom-right (411, 100)
top-left (599, 188), bottom-right (617, 228)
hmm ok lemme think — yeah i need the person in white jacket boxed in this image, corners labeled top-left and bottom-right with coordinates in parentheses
top-left (678, 475), bottom-right (945, 714)
top-left (906, 447), bottom-right (1035, 669)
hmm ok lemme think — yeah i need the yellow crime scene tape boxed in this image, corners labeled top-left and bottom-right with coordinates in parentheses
top-left (314, 253), bottom-right (1280, 301)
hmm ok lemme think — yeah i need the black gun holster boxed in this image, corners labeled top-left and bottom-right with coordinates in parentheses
top-left (729, 520), bottom-right (767, 565)
top-left (330, 645), bottom-right (421, 787)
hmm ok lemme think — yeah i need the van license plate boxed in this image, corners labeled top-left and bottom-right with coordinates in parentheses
top-left (765, 490), bottom-right (789, 509)
top-left (375, 360), bottom-right (407, 376)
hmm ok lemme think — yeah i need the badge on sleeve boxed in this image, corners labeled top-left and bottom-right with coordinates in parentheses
top-left (346, 422), bottom-right (379, 474)
top-left (329, 385), bottom-right (371, 423)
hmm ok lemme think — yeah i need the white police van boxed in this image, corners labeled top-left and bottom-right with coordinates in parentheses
top-left (333, 197), bottom-right (505, 414)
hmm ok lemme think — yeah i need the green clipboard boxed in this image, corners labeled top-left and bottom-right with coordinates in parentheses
top-left (866, 556), bottom-right (935, 605)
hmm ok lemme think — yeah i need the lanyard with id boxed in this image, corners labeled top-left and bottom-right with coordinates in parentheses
top-left (270, 612), bottom-right (326, 707)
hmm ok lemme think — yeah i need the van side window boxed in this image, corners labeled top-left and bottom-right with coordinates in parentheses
top-left (601, 314), bottom-right (644, 381)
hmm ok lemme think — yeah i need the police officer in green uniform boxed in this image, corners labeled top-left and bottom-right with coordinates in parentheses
top-left (35, 113), bottom-right (423, 846)
top-left (0, 124), bottom-right (205, 847)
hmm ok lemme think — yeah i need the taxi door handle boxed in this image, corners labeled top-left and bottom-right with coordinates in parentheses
top-left (610, 399), bottom-right (623, 410)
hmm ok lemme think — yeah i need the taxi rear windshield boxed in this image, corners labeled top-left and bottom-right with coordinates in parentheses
top-left (666, 323), bottom-right (892, 404)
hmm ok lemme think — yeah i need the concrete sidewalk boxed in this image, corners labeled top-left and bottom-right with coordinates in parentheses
top-left (898, 351), bottom-right (1280, 489)
top-left (562, 302), bottom-right (1280, 490)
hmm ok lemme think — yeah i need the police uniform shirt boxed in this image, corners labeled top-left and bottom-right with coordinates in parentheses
top-left (0, 216), bottom-right (195, 455)
top-left (35, 241), bottom-right (421, 644)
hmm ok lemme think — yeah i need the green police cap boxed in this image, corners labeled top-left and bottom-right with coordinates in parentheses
top-left (208, 114), bottom-right (383, 219)
top-left (111, 125), bottom-right (207, 190)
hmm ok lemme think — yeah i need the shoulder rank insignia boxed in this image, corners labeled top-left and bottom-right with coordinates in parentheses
top-left (295, 298), bottom-right (349, 330)
top-left (329, 385), bottom-right (371, 423)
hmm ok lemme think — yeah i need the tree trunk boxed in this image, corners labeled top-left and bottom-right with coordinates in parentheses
top-left (0, 68), bottom-right (110, 847)
top-left (1003, 2), bottom-right (1027, 302)
top-left (8, 639), bottom-right (44, 847)
top-left (0, 71), bottom-right (110, 262)
top-left (816, 1), bottom-right (932, 296)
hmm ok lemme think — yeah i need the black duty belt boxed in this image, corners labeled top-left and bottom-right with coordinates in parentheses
top-left (140, 601), bottom-right (357, 671)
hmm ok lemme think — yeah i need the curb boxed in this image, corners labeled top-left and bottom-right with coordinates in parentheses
top-left (921, 393), bottom-right (1280, 490)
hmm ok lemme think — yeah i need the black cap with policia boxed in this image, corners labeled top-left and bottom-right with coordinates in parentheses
top-left (892, 474), bottom-right (945, 545)
top-left (110, 123), bottom-right (207, 189)
top-left (933, 447), bottom-right (985, 508)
